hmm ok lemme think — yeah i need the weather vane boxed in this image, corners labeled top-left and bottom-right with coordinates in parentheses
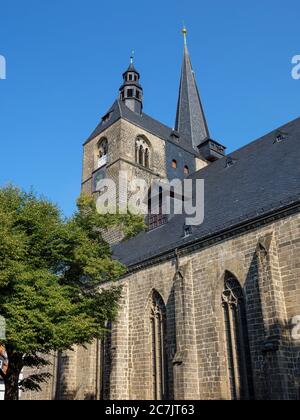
top-left (130, 50), bottom-right (135, 64)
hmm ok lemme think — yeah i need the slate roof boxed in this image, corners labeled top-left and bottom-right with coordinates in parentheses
top-left (175, 45), bottom-right (210, 150)
top-left (84, 99), bottom-right (201, 157)
top-left (124, 63), bottom-right (140, 76)
top-left (113, 117), bottom-right (300, 267)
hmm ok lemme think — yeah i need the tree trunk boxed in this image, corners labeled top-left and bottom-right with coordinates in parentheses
top-left (4, 368), bottom-right (21, 400)
top-left (3, 351), bottom-right (23, 401)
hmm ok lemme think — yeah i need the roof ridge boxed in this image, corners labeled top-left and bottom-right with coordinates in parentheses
top-left (116, 98), bottom-right (122, 117)
top-left (228, 116), bottom-right (300, 157)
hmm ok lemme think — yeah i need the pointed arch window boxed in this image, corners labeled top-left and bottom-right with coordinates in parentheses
top-left (97, 138), bottom-right (108, 169)
top-left (135, 137), bottom-right (151, 169)
top-left (222, 273), bottom-right (254, 400)
top-left (150, 291), bottom-right (168, 400)
top-left (99, 321), bottom-right (112, 400)
top-left (139, 145), bottom-right (144, 166)
top-left (145, 148), bottom-right (150, 168)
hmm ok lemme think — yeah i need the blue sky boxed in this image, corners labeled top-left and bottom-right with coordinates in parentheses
top-left (0, 0), bottom-right (299, 216)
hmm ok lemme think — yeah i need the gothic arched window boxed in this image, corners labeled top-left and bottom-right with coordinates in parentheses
top-left (145, 148), bottom-right (150, 168)
top-left (97, 138), bottom-right (108, 168)
top-left (150, 291), bottom-right (168, 400)
top-left (139, 145), bottom-right (144, 166)
top-left (135, 137), bottom-right (151, 168)
top-left (222, 273), bottom-right (254, 400)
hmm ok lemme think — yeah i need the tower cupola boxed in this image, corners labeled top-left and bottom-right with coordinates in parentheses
top-left (119, 53), bottom-right (143, 114)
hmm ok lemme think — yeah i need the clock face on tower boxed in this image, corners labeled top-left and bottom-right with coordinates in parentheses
top-left (93, 168), bottom-right (106, 193)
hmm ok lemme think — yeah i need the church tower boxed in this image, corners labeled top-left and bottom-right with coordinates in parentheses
top-left (80, 29), bottom-right (223, 241)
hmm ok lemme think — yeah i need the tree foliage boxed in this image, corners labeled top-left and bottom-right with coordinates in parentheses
top-left (0, 186), bottom-right (144, 399)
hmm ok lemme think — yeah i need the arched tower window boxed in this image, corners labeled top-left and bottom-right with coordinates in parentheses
top-left (222, 273), bottom-right (254, 400)
top-left (145, 148), bottom-right (150, 168)
top-left (135, 137), bottom-right (151, 168)
top-left (150, 291), bottom-right (168, 400)
top-left (97, 138), bottom-right (108, 169)
top-left (139, 145), bottom-right (144, 166)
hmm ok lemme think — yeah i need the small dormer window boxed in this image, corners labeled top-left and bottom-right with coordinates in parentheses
top-left (225, 157), bottom-right (237, 168)
top-left (183, 224), bottom-right (192, 238)
top-left (102, 113), bottom-right (111, 124)
top-left (274, 131), bottom-right (288, 144)
top-left (171, 160), bottom-right (177, 169)
top-left (170, 130), bottom-right (180, 142)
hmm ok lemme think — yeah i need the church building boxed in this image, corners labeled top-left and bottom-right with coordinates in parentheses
top-left (26, 29), bottom-right (300, 400)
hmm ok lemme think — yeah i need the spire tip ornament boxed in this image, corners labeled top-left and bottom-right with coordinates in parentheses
top-left (182, 26), bottom-right (187, 46)
top-left (130, 50), bottom-right (135, 65)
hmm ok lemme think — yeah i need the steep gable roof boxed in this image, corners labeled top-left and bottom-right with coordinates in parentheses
top-left (113, 117), bottom-right (300, 267)
top-left (84, 100), bottom-right (201, 157)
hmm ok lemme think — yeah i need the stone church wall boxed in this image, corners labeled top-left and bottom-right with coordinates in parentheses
top-left (22, 198), bottom-right (300, 401)
top-left (77, 211), bottom-right (299, 401)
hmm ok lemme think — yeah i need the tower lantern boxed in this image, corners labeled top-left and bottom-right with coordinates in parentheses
top-left (119, 52), bottom-right (143, 114)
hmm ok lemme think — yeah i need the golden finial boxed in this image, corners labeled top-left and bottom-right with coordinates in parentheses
top-left (182, 25), bottom-right (187, 46)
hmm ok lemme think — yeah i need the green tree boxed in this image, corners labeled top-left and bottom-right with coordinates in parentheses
top-left (0, 186), bottom-right (144, 400)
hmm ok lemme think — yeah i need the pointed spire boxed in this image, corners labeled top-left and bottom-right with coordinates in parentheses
top-left (175, 28), bottom-right (210, 150)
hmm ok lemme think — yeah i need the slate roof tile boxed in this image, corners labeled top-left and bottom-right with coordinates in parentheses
top-left (113, 117), bottom-right (300, 267)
